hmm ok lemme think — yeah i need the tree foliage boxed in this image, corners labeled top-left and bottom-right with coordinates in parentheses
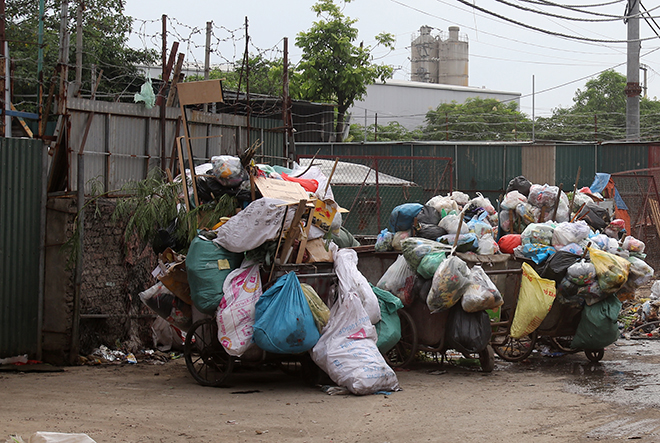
top-left (348, 121), bottom-right (422, 142)
top-left (296, 0), bottom-right (395, 141)
top-left (422, 97), bottom-right (531, 141)
top-left (536, 70), bottom-right (660, 142)
top-left (7, 0), bottom-right (157, 112)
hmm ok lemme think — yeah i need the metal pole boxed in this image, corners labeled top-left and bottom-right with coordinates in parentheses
top-left (74, 0), bottom-right (83, 96)
top-left (626, 0), bottom-right (641, 141)
top-left (57, 0), bottom-right (69, 115)
top-left (160, 15), bottom-right (167, 171)
top-left (203, 21), bottom-right (212, 112)
top-left (3, 42), bottom-right (8, 134)
top-left (37, 0), bottom-right (45, 133)
top-left (363, 109), bottom-right (367, 141)
top-left (532, 75), bottom-right (535, 142)
top-left (0, 0), bottom-right (6, 136)
top-left (245, 17), bottom-right (250, 150)
top-left (283, 37), bottom-right (289, 160)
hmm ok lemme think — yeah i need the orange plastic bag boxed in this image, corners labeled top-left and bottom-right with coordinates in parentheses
top-left (510, 263), bottom-right (556, 339)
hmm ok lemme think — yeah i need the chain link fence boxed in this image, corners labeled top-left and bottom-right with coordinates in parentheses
top-left (611, 169), bottom-right (660, 272)
top-left (297, 155), bottom-right (453, 238)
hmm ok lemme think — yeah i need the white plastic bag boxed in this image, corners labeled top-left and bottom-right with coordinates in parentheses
top-left (477, 234), bottom-right (500, 255)
top-left (310, 292), bottom-right (400, 395)
top-left (426, 195), bottom-right (458, 214)
top-left (28, 433), bottom-right (96, 443)
top-left (551, 221), bottom-right (590, 248)
top-left (213, 197), bottom-right (287, 253)
top-left (439, 214), bottom-right (469, 235)
top-left (376, 254), bottom-right (417, 306)
top-left (461, 265), bottom-right (503, 312)
top-left (335, 248), bottom-right (381, 324)
top-left (216, 262), bottom-right (262, 356)
top-left (501, 190), bottom-right (527, 210)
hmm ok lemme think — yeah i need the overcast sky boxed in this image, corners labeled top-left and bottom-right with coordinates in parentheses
top-left (124, 0), bottom-right (660, 119)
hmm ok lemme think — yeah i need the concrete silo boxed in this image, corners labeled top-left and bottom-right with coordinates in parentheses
top-left (438, 26), bottom-right (469, 86)
top-left (411, 26), bottom-right (439, 83)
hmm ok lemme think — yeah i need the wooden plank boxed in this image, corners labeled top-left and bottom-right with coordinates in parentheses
top-left (10, 104), bottom-right (33, 138)
top-left (295, 209), bottom-right (315, 264)
top-left (166, 53), bottom-right (185, 107)
top-left (279, 200), bottom-right (307, 265)
top-left (647, 198), bottom-right (660, 240)
top-left (177, 79), bottom-right (224, 106)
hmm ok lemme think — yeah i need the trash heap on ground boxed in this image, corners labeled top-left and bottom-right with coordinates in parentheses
top-left (137, 154), bottom-right (400, 395)
top-left (374, 174), bottom-right (655, 354)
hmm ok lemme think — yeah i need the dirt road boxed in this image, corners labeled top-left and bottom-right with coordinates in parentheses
top-left (2, 340), bottom-right (660, 443)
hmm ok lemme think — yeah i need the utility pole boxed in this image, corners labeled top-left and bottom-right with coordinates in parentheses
top-left (625, 0), bottom-right (641, 141)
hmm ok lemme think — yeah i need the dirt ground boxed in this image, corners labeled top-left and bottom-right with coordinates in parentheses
top-left (3, 339), bottom-right (660, 443)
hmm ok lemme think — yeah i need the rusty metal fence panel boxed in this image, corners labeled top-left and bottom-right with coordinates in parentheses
top-left (611, 170), bottom-right (660, 272)
top-left (297, 154), bottom-right (452, 236)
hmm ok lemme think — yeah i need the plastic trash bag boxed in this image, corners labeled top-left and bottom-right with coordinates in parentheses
top-left (139, 282), bottom-right (193, 330)
top-left (622, 236), bottom-right (645, 254)
top-left (580, 281), bottom-right (609, 306)
top-left (412, 276), bottom-right (433, 303)
top-left (506, 175), bottom-right (532, 196)
top-left (538, 250), bottom-right (581, 282)
top-left (427, 195), bottom-right (459, 214)
top-left (301, 283), bottom-right (330, 333)
top-left (651, 280), bottom-right (660, 300)
top-left (551, 221), bottom-right (590, 248)
top-left (133, 78), bottom-right (155, 109)
top-left (588, 247), bottom-right (631, 294)
top-left (466, 193), bottom-right (496, 215)
top-left (413, 223), bottom-right (447, 241)
top-left (392, 230), bottom-right (411, 251)
top-left (498, 234), bottom-right (521, 254)
top-left (461, 265), bottom-right (503, 313)
top-left (510, 263), bottom-right (556, 339)
top-left (216, 262), bottom-right (262, 356)
top-left (377, 255), bottom-right (417, 306)
top-left (27, 433), bottom-right (97, 443)
top-left (310, 291), bottom-right (400, 395)
top-left (625, 256), bottom-right (654, 288)
top-left (389, 203), bottom-right (424, 233)
top-left (516, 202), bottom-right (541, 226)
top-left (439, 213), bottom-right (469, 235)
top-left (521, 222), bottom-right (555, 246)
top-left (559, 243), bottom-right (584, 255)
top-left (375, 228), bottom-right (394, 252)
top-left (417, 251), bottom-right (446, 280)
top-left (187, 235), bottom-right (243, 314)
top-left (415, 205), bottom-right (442, 226)
top-left (438, 233), bottom-right (479, 253)
top-left (426, 255), bottom-right (471, 313)
top-left (477, 235), bottom-right (499, 255)
top-left (566, 260), bottom-right (597, 286)
top-left (334, 248), bottom-right (381, 324)
top-left (570, 295), bottom-right (621, 350)
top-left (371, 284), bottom-right (404, 353)
top-left (501, 190), bottom-right (527, 210)
top-left (445, 304), bottom-right (491, 354)
top-left (519, 243), bottom-right (556, 264)
top-left (450, 191), bottom-right (470, 207)
top-left (253, 272), bottom-right (320, 354)
top-left (467, 212), bottom-right (493, 237)
top-left (401, 237), bottom-right (448, 270)
top-left (211, 155), bottom-right (248, 188)
top-left (213, 198), bottom-right (287, 253)
top-left (528, 184), bottom-right (559, 208)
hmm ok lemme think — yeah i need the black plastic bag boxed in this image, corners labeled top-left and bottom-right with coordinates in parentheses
top-left (506, 176), bottom-right (532, 197)
top-left (538, 251), bottom-right (581, 282)
top-left (411, 276), bottom-right (433, 303)
top-left (576, 203), bottom-right (610, 231)
top-left (415, 205), bottom-right (442, 226)
top-left (414, 223), bottom-right (447, 240)
top-left (445, 304), bottom-right (491, 354)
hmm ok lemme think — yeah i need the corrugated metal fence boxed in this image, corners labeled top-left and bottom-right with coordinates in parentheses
top-left (0, 138), bottom-right (46, 359)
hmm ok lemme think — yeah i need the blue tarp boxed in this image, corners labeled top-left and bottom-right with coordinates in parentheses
top-left (589, 173), bottom-right (628, 211)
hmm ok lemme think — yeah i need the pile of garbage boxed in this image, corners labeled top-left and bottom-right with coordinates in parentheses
top-left (137, 155), bottom-right (400, 395)
top-left (373, 174), bottom-right (655, 353)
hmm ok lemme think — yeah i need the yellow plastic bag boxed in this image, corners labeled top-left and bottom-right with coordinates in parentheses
top-left (588, 247), bottom-right (631, 294)
top-left (301, 283), bottom-right (330, 333)
top-left (510, 262), bottom-right (556, 339)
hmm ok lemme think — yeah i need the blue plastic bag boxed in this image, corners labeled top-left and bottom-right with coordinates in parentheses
top-left (521, 243), bottom-right (556, 264)
top-left (389, 203), bottom-right (424, 233)
top-left (253, 273), bottom-right (321, 354)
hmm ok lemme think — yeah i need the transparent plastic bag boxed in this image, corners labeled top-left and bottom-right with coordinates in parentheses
top-left (401, 237), bottom-right (448, 270)
top-left (521, 222), bottom-right (555, 246)
top-left (426, 255), bottom-right (471, 313)
top-left (439, 214), bottom-right (469, 235)
top-left (377, 255), bottom-right (417, 306)
top-left (566, 260), bottom-right (596, 286)
top-left (528, 184), bottom-right (559, 208)
top-left (301, 283), bottom-right (331, 333)
top-left (501, 190), bottom-right (527, 210)
top-left (426, 195), bottom-right (459, 214)
top-left (622, 236), bottom-right (645, 254)
top-left (375, 228), bottom-right (394, 252)
top-left (211, 155), bottom-right (248, 187)
top-left (461, 265), bottom-right (503, 313)
top-left (417, 251), bottom-right (446, 280)
top-left (551, 221), bottom-right (590, 248)
top-left (392, 230), bottom-right (411, 251)
top-left (588, 247), bottom-right (631, 294)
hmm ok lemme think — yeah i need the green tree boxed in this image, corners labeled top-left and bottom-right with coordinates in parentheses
top-left (536, 69), bottom-right (660, 142)
top-left (7, 0), bottom-right (157, 112)
top-left (422, 97), bottom-right (531, 141)
top-left (347, 121), bottom-right (422, 141)
top-left (295, 0), bottom-right (395, 141)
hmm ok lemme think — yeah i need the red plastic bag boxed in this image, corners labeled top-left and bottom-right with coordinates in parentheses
top-left (281, 172), bottom-right (319, 192)
top-left (498, 234), bottom-right (521, 254)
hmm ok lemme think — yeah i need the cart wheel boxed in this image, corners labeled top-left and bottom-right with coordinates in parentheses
top-left (550, 336), bottom-right (580, 354)
top-left (585, 349), bottom-right (604, 363)
top-left (479, 345), bottom-right (495, 373)
top-left (492, 331), bottom-right (537, 362)
top-left (184, 318), bottom-right (234, 387)
top-left (385, 310), bottom-right (418, 368)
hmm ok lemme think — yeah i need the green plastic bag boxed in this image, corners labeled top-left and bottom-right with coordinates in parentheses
top-left (371, 284), bottom-right (404, 353)
top-left (186, 235), bottom-right (243, 315)
top-left (417, 252), bottom-right (446, 280)
top-left (571, 294), bottom-right (621, 350)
